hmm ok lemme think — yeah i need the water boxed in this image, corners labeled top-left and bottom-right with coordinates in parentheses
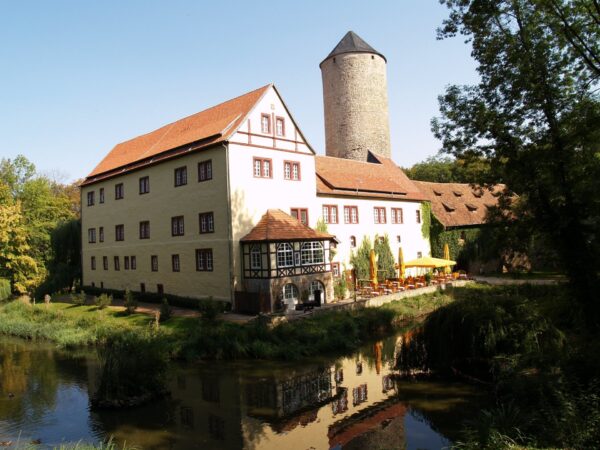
top-left (0, 335), bottom-right (488, 449)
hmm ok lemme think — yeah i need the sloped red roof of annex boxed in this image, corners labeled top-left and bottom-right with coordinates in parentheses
top-left (85, 84), bottom-right (271, 180)
top-left (241, 209), bottom-right (334, 242)
top-left (315, 154), bottom-right (427, 201)
top-left (413, 180), bottom-right (506, 228)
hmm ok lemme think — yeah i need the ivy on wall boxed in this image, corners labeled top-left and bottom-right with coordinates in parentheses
top-left (429, 215), bottom-right (481, 268)
top-left (421, 202), bottom-right (431, 240)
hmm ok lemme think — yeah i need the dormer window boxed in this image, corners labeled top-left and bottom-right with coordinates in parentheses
top-left (261, 114), bottom-right (271, 134)
top-left (453, 190), bottom-right (463, 197)
top-left (433, 189), bottom-right (443, 196)
top-left (276, 117), bottom-right (285, 136)
top-left (466, 203), bottom-right (478, 212)
top-left (442, 202), bottom-right (455, 212)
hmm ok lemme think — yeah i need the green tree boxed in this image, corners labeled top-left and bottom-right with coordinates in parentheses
top-left (374, 235), bottom-right (396, 282)
top-left (350, 236), bottom-right (372, 281)
top-left (433, 0), bottom-right (600, 327)
top-left (404, 155), bottom-right (491, 183)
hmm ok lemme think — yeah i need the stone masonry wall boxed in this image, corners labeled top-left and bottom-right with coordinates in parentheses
top-left (321, 53), bottom-right (391, 161)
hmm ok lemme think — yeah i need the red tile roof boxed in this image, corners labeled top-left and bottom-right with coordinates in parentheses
top-left (83, 84), bottom-right (271, 184)
top-left (413, 180), bottom-right (506, 228)
top-left (315, 154), bottom-right (427, 201)
top-left (241, 209), bottom-right (334, 242)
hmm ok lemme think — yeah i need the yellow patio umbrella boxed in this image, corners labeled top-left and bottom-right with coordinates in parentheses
top-left (369, 248), bottom-right (378, 287)
top-left (395, 247), bottom-right (405, 279)
top-left (404, 256), bottom-right (457, 269)
top-left (443, 243), bottom-right (451, 274)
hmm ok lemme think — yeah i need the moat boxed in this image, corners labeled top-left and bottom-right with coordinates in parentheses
top-left (0, 333), bottom-right (489, 449)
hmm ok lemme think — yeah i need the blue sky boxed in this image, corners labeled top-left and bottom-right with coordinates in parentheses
top-left (0, 1), bottom-right (478, 182)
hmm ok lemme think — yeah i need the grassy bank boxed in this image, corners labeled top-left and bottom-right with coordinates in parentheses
top-left (398, 284), bottom-right (600, 449)
top-left (0, 290), bottom-right (453, 360)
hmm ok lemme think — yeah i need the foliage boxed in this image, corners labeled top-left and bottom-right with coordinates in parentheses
top-left (123, 289), bottom-right (137, 315)
top-left (159, 298), bottom-right (172, 322)
top-left (433, 0), bottom-right (600, 327)
top-left (404, 155), bottom-right (490, 182)
top-left (93, 330), bottom-right (169, 408)
top-left (95, 294), bottom-right (112, 310)
top-left (81, 285), bottom-right (210, 309)
top-left (70, 290), bottom-right (86, 306)
top-left (374, 234), bottom-right (395, 282)
top-left (349, 235), bottom-right (372, 281)
top-left (430, 215), bottom-right (482, 267)
top-left (0, 278), bottom-right (11, 301)
top-left (334, 276), bottom-right (347, 300)
top-left (198, 296), bottom-right (226, 321)
top-left (420, 201), bottom-right (431, 240)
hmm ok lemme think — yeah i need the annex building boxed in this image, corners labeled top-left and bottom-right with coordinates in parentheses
top-left (80, 32), bottom-right (431, 311)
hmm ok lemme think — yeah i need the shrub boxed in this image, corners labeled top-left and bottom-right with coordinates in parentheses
top-left (82, 285), bottom-right (201, 309)
top-left (0, 278), bottom-right (10, 301)
top-left (95, 294), bottom-right (112, 310)
top-left (159, 298), bottom-right (172, 322)
top-left (198, 296), bottom-right (223, 321)
top-left (70, 290), bottom-right (86, 306)
top-left (123, 289), bottom-right (137, 315)
top-left (334, 277), bottom-right (347, 300)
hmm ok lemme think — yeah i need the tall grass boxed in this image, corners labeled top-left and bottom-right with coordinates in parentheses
top-left (0, 277), bottom-right (10, 301)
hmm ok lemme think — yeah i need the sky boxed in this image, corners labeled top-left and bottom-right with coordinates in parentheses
top-left (0, 1), bottom-right (478, 182)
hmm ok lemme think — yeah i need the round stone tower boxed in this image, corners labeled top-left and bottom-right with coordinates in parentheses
top-left (320, 31), bottom-right (391, 161)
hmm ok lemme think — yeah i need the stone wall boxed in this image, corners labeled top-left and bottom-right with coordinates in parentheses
top-left (321, 53), bottom-right (391, 161)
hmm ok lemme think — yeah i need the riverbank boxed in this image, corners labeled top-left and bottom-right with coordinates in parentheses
top-left (0, 288), bottom-right (456, 360)
top-left (397, 283), bottom-right (600, 449)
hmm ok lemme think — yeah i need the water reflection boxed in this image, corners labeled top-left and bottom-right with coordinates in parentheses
top-left (0, 334), bottom-right (488, 449)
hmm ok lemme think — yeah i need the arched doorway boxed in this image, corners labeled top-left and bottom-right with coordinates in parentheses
top-left (282, 283), bottom-right (299, 309)
top-left (309, 280), bottom-right (326, 304)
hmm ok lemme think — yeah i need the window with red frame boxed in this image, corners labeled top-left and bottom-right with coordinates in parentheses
top-left (276, 117), bottom-right (285, 136)
top-left (253, 158), bottom-right (272, 178)
top-left (374, 207), bottom-right (386, 224)
top-left (261, 114), bottom-right (271, 133)
top-left (344, 206), bottom-right (359, 224)
top-left (322, 205), bottom-right (338, 224)
top-left (290, 208), bottom-right (308, 225)
top-left (284, 161), bottom-right (300, 180)
top-left (391, 208), bottom-right (404, 224)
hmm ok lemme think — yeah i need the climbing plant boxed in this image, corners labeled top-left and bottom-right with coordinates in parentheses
top-left (421, 202), bottom-right (431, 240)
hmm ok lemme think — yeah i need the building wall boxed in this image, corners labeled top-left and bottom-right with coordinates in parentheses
top-left (81, 146), bottom-right (232, 301)
top-left (321, 53), bottom-right (391, 161)
top-left (317, 195), bottom-right (430, 278)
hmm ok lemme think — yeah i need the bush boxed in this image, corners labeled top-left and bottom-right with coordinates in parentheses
top-left (198, 297), bottom-right (224, 321)
top-left (159, 298), bottom-right (172, 322)
top-left (82, 285), bottom-right (203, 309)
top-left (0, 278), bottom-right (10, 301)
top-left (70, 290), bottom-right (86, 306)
top-left (123, 289), bottom-right (137, 315)
top-left (95, 294), bottom-right (113, 310)
top-left (334, 277), bottom-right (347, 300)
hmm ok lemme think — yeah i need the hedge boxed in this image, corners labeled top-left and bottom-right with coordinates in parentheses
top-left (81, 285), bottom-right (230, 311)
top-left (0, 278), bottom-right (10, 301)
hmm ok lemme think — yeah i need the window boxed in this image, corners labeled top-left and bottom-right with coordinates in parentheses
top-left (374, 207), bottom-right (386, 224)
top-left (276, 243), bottom-right (293, 268)
top-left (103, 256), bottom-right (108, 270)
top-left (171, 216), bottom-right (185, 236)
top-left (276, 117), bottom-right (285, 136)
top-left (99, 188), bottom-right (104, 204)
top-left (284, 161), bottom-right (300, 180)
top-left (332, 262), bottom-right (340, 277)
top-left (290, 208), bottom-right (308, 225)
top-left (181, 406), bottom-right (195, 430)
top-left (196, 249), bottom-right (213, 271)
top-left (115, 224), bottom-right (124, 241)
top-left (114, 256), bottom-right (120, 271)
top-left (301, 241), bottom-right (324, 265)
top-left (261, 113), bottom-right (271, 133)
top-left (253, 157), bottom-right (272, 178)
top-left (174, 166), bottom-right (187, 187)
top-left (199, 212), bottom-right (214, 234)
top-left (417, 251), bottom-right (423, 258)
top-left (250, 246), bottom-right (261, 269)
top-left (115, 183), bottom-right (124, 200)
top-left (282, 283), bottom-right (298, 301)
top-left (140, 283), bottom-right (145, 293)
top-left (139, 221), bottom-right (150, 239)
top-left (157, 284), bottom-right (164, 294)
top-left (323, 205), bottom-right (338, 224)
top-left (131, 255), bottom-right (136, 270)
top-left (99, 227), bottom-right (104, 243)
top-left (172, 254), bottom-right (180, 272)
top-left (198, 160), bottom-right (212, 182)
top-left (139, 176), bottom-right (150, 194)
top-left (88, 228), bottom-right (96, 243)
top-left (397, 235), bottom-right (401, 243)
top-left (309, 281), bottom-right (325, 300)
top-left (91, 256), bottom-right (96, 270)
top-left (391, 208), bottom-right (404, 224)
top-left (350, 236), bottom-right (356, 247)
top-left (124, 256), bottom-right (130, 270)
top-left (208, 414), bottom-right (225, 441)
top-left (87, 191), bottom-right (95, 206)
top-left (416, 210), bottom-right (422, 224)
top-left (344, 206), bottom-right (359, 224)
top-left (151, 255), bottom-right (158, 272)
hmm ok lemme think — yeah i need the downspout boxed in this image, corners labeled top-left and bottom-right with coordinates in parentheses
top-left (223, 143), bottom-right (235, 307)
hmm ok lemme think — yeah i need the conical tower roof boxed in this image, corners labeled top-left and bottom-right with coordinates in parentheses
top-left (320, 31), bottom-right (386, 66)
